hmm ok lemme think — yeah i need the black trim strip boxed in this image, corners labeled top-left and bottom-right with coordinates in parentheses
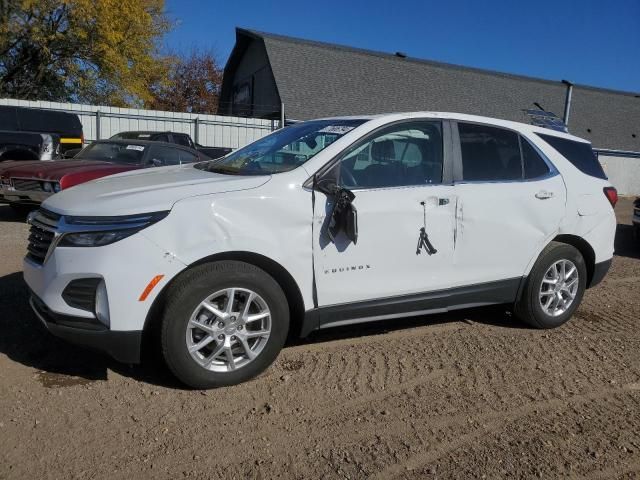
top-left (300, 277), bottom-right (521, 336)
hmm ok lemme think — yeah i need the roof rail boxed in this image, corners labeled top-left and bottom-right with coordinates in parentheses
top-left (522, 109), bottom-right (568, 133)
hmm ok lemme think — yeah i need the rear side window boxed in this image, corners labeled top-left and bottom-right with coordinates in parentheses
top-left (537, 134), bottom-right (606, 180)
top-left (459, 123), bottom-right (522, 181)
top-left (147, 145), bottom-right (182, 166)
top-left (522, 139), bottom-right (550, 179)
top-left (174, 134), bottom-right (192, 147)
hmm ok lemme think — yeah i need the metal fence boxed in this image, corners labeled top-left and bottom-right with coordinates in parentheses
top-left (0, 98), bottom-right (276, 148)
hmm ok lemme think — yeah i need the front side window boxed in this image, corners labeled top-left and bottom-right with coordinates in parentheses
top-left (459, 123), bottom-right (521, 181)
top-left (337, 121), bottom-right (443, 189)
top-left (76, 142), bottom-right (146, 165)
top-left (196, 119), bottom-right (366, 175)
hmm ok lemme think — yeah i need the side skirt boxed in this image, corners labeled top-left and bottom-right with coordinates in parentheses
top-left (300, 277), bottom-right (522, 337)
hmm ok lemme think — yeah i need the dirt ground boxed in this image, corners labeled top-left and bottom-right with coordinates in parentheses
top-left (0, 198), bottom-right (639, 480)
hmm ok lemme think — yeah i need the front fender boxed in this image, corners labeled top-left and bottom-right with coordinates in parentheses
top-left (141, 188), bottom-right (315, 310)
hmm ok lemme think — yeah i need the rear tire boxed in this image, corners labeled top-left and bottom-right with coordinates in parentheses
top-left (160, 261), bottom-right (289, 389)
top-left (514, 242), bottom-right (587, 329)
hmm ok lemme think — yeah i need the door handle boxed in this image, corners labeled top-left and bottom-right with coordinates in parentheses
top-left (535, 190), bottom-right (554, 200)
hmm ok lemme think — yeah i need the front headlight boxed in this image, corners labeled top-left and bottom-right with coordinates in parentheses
top-left (57, 211), bottom-right (169, 248)
top-left (52, 182), bottom-right (61, 193)
top-left (58, 229), bottom-right (141, 247)
top-left (42, 182), bottom-right (52, 192)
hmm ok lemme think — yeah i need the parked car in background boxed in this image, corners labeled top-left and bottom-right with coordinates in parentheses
top-left (634, 197), bottom-right (640, 240)
top-left (0, 139), bottom-right (207, 212)
top-left (23, 112), bottom-right (616, 389)
top-left (0, 105), bottom-right (83, 161)
top-left (111, 131), bottom-right (232, 159)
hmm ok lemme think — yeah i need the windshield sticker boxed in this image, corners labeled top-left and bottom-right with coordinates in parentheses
top-left (318, 125), bottom-right (356, 135)
top-left (138, 134), bottom-right (151, 138)
top-left (126, 145), bottom-right (145, 151)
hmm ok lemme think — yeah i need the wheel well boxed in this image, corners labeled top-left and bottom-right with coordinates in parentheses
top-left (0, 149), bottom-right (39, 161)
top-left (142, 252), bottom-right (307, 349)
top-left (552, 234), bottom-right (596, 286)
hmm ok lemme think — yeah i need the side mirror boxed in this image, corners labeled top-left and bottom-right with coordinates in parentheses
top-left (327, 188), bottom-right (358, 244)
top-left (315, 176), bottom-right (338, 196)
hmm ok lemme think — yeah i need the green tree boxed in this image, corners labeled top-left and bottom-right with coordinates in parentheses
top-left (0, 0), bottom-right (171, 106)
top-left (148, 49), bottom-right (223, 114)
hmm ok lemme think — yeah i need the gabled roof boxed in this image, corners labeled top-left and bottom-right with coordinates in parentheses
top-left (235, 28), bottom-right (640, 151)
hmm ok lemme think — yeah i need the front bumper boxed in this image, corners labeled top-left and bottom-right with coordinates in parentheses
top-left (23, 216), bottom-right (187, 364)
top-left (30, 293), bottom-right (142, 363)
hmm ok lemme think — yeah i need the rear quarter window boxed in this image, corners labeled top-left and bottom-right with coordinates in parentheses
top-left (537, 134), bottom-right (606, 180)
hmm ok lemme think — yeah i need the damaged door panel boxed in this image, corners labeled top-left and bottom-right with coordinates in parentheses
top-left (310, 119), bottom-right (458, 306)
top-left (452, 121), bottom-right (567, 285)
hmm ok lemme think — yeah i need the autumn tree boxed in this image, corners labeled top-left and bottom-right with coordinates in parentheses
top-left (148, 49), bottom-right (223, 114)
top-left (0, 0), bottom-right (171, 106)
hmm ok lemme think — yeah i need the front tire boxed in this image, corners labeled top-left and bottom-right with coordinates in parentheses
top-left (160, 261), bottom-right (289, 389)
top-left (515, 242), bottom-right (587, 329)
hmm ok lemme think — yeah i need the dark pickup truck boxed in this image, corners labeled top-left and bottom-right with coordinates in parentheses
top-left (111, 131), bottom-right (232, 159)
top-left (0, 106), bottom-right (84, 161)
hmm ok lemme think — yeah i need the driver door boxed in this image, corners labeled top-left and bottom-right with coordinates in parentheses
top-left (312, 120), bottom-right (457, 316)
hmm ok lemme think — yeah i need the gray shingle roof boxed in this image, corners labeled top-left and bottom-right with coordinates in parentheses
top-left (242, 29), bottom-right (640, 152)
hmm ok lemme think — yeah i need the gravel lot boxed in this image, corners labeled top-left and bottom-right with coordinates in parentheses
top-left (1, 198), bottom-right (639, 479)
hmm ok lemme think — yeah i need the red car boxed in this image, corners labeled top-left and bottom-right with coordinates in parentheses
top-left (0, 139), bottom-right (208, 213)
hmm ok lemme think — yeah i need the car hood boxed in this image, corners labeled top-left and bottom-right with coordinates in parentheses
top-left (0, 159), bottom-right (119, 180)
top-left (43, 164), bottom-right (271, 216)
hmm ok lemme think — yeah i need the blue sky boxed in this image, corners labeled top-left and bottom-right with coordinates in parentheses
top-left (164, 0), bottom-right (639, 93)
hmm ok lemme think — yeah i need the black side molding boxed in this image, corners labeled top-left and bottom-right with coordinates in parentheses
top-left (588, 259), bottom-right (612, 288)
top-left (301, 277), bottom-right (522, 337)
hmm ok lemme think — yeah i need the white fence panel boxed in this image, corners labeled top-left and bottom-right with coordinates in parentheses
top-left (0, 98), bottom-right (274, 149)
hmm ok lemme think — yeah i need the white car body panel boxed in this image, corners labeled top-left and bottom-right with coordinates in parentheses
top-left (21, 111), bottom-right (616, 350)
top-left (453, 174), bottom-right (566, 284)
top-left (313, 185), bottom-right (457, 305)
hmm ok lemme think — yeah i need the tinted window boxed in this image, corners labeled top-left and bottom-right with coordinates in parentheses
top-left (178, 149), bottom-right (198, 164)
top-left (339, 121), bottom-right (443, 189)
top-left (147, 145), bottom-right (182, 166)
top-left (0, 107), bottom-right (18, 130)
top-left (76, 142), bottom-right (145, 164)
top-left (111, 132), bottom-right (153, 140)
top-left (522, 139), bottom-right (550, 179)
top-left (174, 134), bottom-right (192, 147)
top-left (537, 134), bottom-right (606, 180)
top-left (0, 106), bottom-right (82, 135)
top-left (154, 134), bottom-right (170, 142)
top-left (459, 123), bottom-right (521, 181)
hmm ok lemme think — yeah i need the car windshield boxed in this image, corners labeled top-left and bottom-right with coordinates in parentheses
top-left (195, 119), bottom-right (367, 175)
top-left (75, 142), bottom-right (146, 164)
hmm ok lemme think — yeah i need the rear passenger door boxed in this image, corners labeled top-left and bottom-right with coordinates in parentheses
top-left (452, 122), bottom-right (566, 287)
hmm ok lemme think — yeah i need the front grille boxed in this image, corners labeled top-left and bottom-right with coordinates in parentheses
top-left (62, 278), bottom-right (101, 312)
top-left (26, 209), bottom-right (60, 264)
top-left (13, 179), bottom-right (43, 192)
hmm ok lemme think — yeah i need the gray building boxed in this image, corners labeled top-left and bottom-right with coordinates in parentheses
top-left (219, 28), bottom-right (640, 194)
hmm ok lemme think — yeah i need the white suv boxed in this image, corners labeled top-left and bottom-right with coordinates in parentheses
top-left (24, 112), bottom-right (617, 388)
